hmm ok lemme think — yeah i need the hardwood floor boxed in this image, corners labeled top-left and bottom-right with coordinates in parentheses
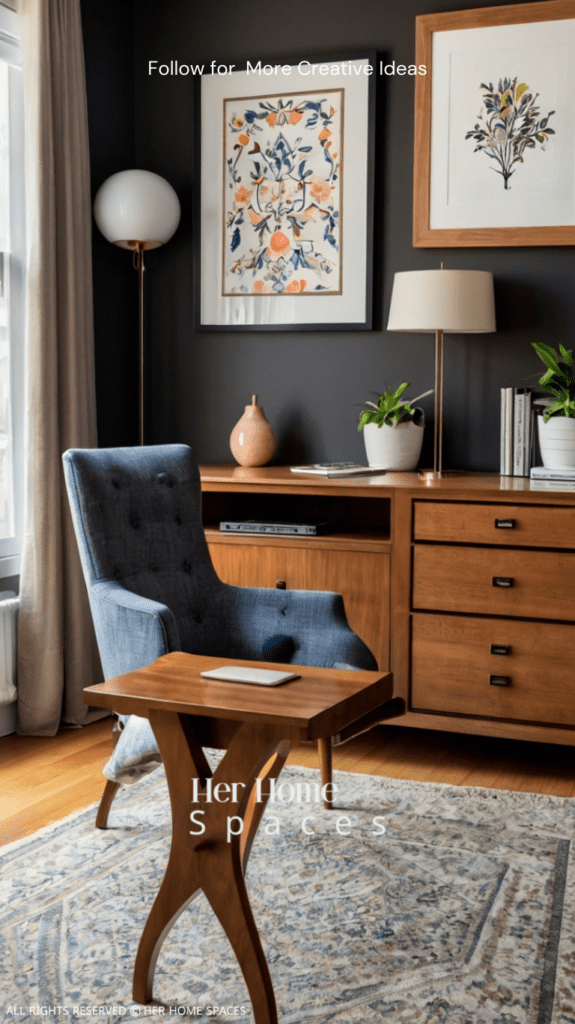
top-left (1, 717), bottom-right (574, 848)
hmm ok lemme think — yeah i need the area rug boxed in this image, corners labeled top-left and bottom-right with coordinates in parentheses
top-left (1, 764), bottom-right (574, 1024)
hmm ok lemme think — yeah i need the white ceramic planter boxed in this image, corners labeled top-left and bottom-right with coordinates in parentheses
top-left (362, 413), bottom-right (424, 471)
top-left (537, 414), bottom-right (575, 469)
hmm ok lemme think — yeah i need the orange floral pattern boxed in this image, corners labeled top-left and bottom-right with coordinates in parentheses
top-left (308, 178), bottom-right (332, 203)
top-left (224, 89), bottom-right (342, 296)
top-left (234, 186), bottom-right (252, 208)
top-left (266, 231), bottom-right (290, 259)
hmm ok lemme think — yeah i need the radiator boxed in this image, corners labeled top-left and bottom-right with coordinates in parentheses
top-left (0, 590), bottom-right (18, 706)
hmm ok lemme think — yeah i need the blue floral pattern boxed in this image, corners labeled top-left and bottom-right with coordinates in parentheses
top-left (465, 78), bottom-right (556, 190)
top-left (223, 90), bottom-right (343, 295)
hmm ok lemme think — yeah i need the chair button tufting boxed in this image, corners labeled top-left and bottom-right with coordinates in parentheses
top-left (194, 612), bottom-right (204, 624)
top-left (183, 560), bottom-right (191, 573)
top-left (111, 478), bottom-right (121, 489)
top-left (129, 516), bottom-right (141, 529)
top-left (157, 472), bottom-right (174, 487)
top-left (175, 515), bottom-right (182, 526)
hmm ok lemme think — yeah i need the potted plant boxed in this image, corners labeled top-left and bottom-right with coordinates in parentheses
top-left (358, 383), bottom-right (432, 471)
top-left (532, 342), bottom-right (575, 468)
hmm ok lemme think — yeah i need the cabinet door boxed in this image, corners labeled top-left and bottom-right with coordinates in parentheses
top-left (208, 540), bottom-right (390, 670)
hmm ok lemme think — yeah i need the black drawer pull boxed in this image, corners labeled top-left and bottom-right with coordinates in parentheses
top-left (495, 518), bottom-right (515, 529)
top-left (493, 577), bottom-right (514, 588)
top-left (275, 580), bottom-right (286, 590)
top-left (490, 675), bottom-right (510, 687)
top-left (490, 644), bottom-right (511, 656)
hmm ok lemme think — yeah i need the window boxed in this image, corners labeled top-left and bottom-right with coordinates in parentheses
top-left (0, 4), bottom-right (23, 577)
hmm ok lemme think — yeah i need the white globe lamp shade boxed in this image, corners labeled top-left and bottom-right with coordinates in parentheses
top-left (93, 169), bottom-right (181, 251)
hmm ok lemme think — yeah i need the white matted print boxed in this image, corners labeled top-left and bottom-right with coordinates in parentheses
top-left (431, 18), bottom-right (573, 230)
top-left (199, 57), bottom-right (374, 330)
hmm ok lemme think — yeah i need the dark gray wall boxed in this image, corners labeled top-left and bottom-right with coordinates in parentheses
top-left (98, 0), bottom-right (571, 470)
top-left (82, 0), bottom-right (138, 447)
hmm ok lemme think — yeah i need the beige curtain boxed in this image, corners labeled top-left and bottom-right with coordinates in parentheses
top-left (16, 0), bottom-right (102, 735)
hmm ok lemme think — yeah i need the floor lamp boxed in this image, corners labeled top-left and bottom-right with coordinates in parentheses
top-left (387, 268), bottom-right (496, 479)
top-left (93, 170), bottom-right (181, 445)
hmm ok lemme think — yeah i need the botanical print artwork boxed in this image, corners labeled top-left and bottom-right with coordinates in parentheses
top-left (465, 78), bottom-right (556, 190)
top-left (222, 89), bottom-right (343, 296)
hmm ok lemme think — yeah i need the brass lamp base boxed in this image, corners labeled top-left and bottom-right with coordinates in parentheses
top-left (419, 468), bottom-right (465, 481)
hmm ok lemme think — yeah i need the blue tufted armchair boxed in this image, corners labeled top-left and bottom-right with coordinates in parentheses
top-left (62, 444), bottom-right (378, 826)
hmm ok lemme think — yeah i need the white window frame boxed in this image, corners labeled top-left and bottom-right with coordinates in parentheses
top-left (0, 4), bottom-right (22, 579)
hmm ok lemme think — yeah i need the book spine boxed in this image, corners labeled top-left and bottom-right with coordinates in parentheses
top-left (500, 388), bottom-right (506, 475)
top-left (530, 478), bottom-right (575, 489)
top-left (513, 389), bottom-right (524, 477)
top-left (504, 387), bottom-right (513, 475)
top-left (522, 391), bottom-right (532, 477)
top-left (530, 466), bottom-right (575, 480)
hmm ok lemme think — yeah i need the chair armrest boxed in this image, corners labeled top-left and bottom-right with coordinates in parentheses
top-left (89, 579), bottom-right (181, 680)
top-left (219, 585), bottom-right (378, 670)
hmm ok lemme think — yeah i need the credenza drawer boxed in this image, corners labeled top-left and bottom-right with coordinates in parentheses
top-left (411, 613), bottom-right (575, 725)
top-left (412, 544), bottom-right (575, 620)
top-left (414, 501), bottom-right (575, 548)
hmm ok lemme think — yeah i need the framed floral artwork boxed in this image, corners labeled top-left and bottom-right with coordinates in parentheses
top-left (413, 0), bottom-right (575, 246)
top-left (197, 54), bottom-right (375, 330)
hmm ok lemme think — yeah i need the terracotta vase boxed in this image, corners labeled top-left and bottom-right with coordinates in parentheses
top-left (230, 395), bottom-right (276, 467)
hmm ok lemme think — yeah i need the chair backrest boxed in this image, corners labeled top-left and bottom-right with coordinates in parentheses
top-left (63, 444), bottom-right (377, 674)
top-left (63, 445), bottom-right (223, 654)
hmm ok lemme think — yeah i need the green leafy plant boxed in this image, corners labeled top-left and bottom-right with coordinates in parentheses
top-left (358, 383), bottom-right (432, 431)
top-left (532, 343), bottom-right (575, 421)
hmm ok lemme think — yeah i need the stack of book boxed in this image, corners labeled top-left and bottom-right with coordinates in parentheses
top-left (500, 387), bottom-right (534, 477)
top-left (529, 466), bottom-right (575, 490)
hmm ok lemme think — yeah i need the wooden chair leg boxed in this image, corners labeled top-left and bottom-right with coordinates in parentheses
top-left (317, 737), bottom-right (333, 809)
top-left (95, 779), bottom-right (122, 829)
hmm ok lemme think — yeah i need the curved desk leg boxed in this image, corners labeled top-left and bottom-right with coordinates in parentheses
top-left (317, 737), bottom-right (333, 809)
top-left (240, 740), bottom-right (291, 874)
top-left (134, 710), bottom-right (298, 1024)
top-left (95, 780), bottom-right (122, 829)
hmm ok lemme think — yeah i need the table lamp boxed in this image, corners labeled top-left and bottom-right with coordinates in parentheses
top-left (387, 267), bottom-right (496, 479)
top-left (93, 170), bottom-right (181, 445)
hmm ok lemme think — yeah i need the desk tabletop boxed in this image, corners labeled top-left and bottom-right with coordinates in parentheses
top-left (84, 652), bottom-right (393, 741)
top-left (198, 465), bottom-right (575, 501)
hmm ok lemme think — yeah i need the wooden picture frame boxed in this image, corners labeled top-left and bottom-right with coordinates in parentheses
top-left (196, 53), bottom-right (375, 331)
top-left (414, 0), bottom-right (575, 247)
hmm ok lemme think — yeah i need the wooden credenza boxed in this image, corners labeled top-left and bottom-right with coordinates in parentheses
top-left (200, 466), bottom-right (575, 748)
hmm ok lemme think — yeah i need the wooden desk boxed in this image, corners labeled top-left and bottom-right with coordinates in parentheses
top-left (84, 652), bottom-right (393, 1020)
top-left (200, 466), bottom-right (575, 749)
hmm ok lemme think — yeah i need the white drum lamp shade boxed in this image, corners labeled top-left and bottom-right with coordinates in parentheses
top-left (387, 269), bottom-right (496, 477)
top-left (93, 169), bottom-right (181, 250)
top-left (387, 270), bottom-right (496, 334)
